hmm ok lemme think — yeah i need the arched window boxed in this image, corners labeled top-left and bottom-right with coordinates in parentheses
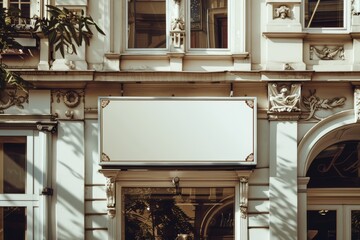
top-left (306, 141), bottom-right (360, 240)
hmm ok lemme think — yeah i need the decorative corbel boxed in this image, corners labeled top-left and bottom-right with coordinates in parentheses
top-left (239, 177), bottom-right (249, 219)
top-left (106, 177), bottom-right (116, 218)
top-left (355, 88), bottom-right (360, 122)
top-left (37, 123), bottom-right (57, 133)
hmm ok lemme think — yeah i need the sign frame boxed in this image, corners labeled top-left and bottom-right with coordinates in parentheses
top-left (99, 97), bottom-right (257, 168)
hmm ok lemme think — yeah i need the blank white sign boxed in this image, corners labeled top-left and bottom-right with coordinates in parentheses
top-left (99, 97), bottom-right (256, 166)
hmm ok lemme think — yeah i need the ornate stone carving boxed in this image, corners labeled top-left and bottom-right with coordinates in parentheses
top-left (106, 177), bottom-right (116, 218)
top-left (53, 90), bottom-right (83, 108)
top-left (274, 5), bottom-right (291, 19)
top-left (303, 89), bottom-right (346, 121)
top-left (283, 63), bottom-right (293, 70)
top-left (170, 18), bottom-right (185, 48)
top-left (37, 123), bottom-right (57, 133)
top-left (352, 0), bottom-right (360, 15)
top-left (354, 88), bottom-right (360, 122)
top-left (268, 83), bottom-right (301, 113)
top-left (310, 46), bottom-right (345, 60)
top-left (239, 177), bottom-right (249, 219)
top-left (0, 90), bottom-right (28, 113)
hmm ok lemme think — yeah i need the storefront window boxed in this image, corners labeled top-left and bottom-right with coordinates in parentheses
top-left (0, 207), bottom-right (26, 239)
top-left (352, 210), bottom-right (360, 239)
top-left (307, 210), bottom-right (337, 240)
top-left (123, 187), bottom-right (235, 239)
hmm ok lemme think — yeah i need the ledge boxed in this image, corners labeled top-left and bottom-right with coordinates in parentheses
top-left (263, 32), bottom-right (353, 41)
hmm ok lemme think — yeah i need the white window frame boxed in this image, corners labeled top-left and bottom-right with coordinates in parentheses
top-left (0, 0), bottom-right (39, 24)
top-left (124, 0), bottom-right (170, 53)
top-left (303, 0), bottom-right (350, 33)
top-left (0, 130), bottom-right (49, 240)
top-left (110, 170), bottom-right (249, 240)
top-left (185, 0), bottom-right (232, 53)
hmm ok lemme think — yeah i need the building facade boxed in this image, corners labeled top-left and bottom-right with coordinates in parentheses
top-left (0, 0), bottom-right (359, 239)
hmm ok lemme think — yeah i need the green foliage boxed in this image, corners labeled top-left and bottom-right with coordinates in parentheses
top-left (34, 5), bottom-right (105, 58)
top-left (0, 5), bottom-right (105, 91)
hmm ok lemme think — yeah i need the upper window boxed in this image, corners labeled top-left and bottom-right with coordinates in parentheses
top-left (0, 0), bottom-right (32, 25)
top-left (305, 0), bottom-right (344, 28)
top-left (126, 0), bottom-right (229, 50)
top-left (127, 0), bottom-right (167, 48)
top-left (190, 0), bottom-right (228, 49)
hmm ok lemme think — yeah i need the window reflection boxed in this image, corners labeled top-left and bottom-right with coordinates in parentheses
top-left (307, 210), bottom-right (336, 240)
top-left (128, 0), bottom-right (166, 48)
top-left (305, 0), bottom-right (343, 28)
top-left (352, 210), bottom-right (360, 240)
top-left (190, 0), bottom-right (228, 48)
top-left (0, 207), bottom-right (26, 240)
top-left (123, 187), bottom-right (235, 239)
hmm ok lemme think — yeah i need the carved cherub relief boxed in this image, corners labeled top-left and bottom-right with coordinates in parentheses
top-left (268, 83), bottom-right (301, 112)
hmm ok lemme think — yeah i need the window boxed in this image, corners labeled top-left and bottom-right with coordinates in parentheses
top-left (306, 141), bottom-right (360, 240)
top-left (305, 0), bottom-right (344, 28)
top-left (126, 0), bottom-right (229, 50)
top-left (190, 0), bottom-right (228, 49)
top-left (0, 131), bottom-right (48, 239)
top-left (127, 0), bottom-right (166, 48)
top-left (0, 0), bottom-right (33, 25)
top-left (123, 187), bottom-right (235, 239)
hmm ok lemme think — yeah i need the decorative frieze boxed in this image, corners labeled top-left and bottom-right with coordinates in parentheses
top-left (303, 89), bottom-right (346, 121)
top-left (310, 46), bottom-right (345, 60)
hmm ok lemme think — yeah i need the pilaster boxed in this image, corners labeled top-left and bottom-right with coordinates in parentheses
top-left (298, 177), bottom-right (310, 240)
top-left (268, 82), bottom-right (301, 240)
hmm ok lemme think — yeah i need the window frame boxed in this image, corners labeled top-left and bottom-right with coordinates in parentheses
top-left (0, 129), bottom-right (48, 240)
top-left (186, 0), bottom-right (231, 53)
top-left (114, 171), bottom-right (242, 240)
top-left (303, 0), bottom-right (349, 33)
top-left (125, 0), bottom-right (170, 53)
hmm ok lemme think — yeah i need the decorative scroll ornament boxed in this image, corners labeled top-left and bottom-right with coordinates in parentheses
top-left (37, 123), bottom-right (57, 133)
top-left (0, 90), bottom-right (28, 113)
top-left (303, 89), bottom-right (346, 121)
top-left (274, 5), bottom-right (290, 19)
top-left (310, 46), bottom-right (344, 60)
top-left (106, 177), bottom-right (116, 218)
top-left (170, 18), bottom-right (185, 48)
top-left (354, 88), bottom-right (360, 122)
top-left (239, 177), bottom-right (249, 219)
top-left (268, 83), bottom-right (301, 113)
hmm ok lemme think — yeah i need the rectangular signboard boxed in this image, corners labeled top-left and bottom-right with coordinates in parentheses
top-left (99, 97), bottom-right (256, 167)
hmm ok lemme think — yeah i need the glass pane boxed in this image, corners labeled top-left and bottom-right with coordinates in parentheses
top-left (191, 0), bottom-right (228, 48)
top-left (0, 207), bottom-right (26, 240)
top-left (128, 0), bottom-right (166, 48)
top-left (307, 141), bottom-right (360, 188)
top-left (0, 137), bottom-right (27, 194)
top-left (352, 210), bottom-right (360, 240)
top-left (305, 0), bottom-right (343, 28)
top-left (307, 210), bottom-right (336, 240)
top-left (123, 187), bottom-right (235, 239)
